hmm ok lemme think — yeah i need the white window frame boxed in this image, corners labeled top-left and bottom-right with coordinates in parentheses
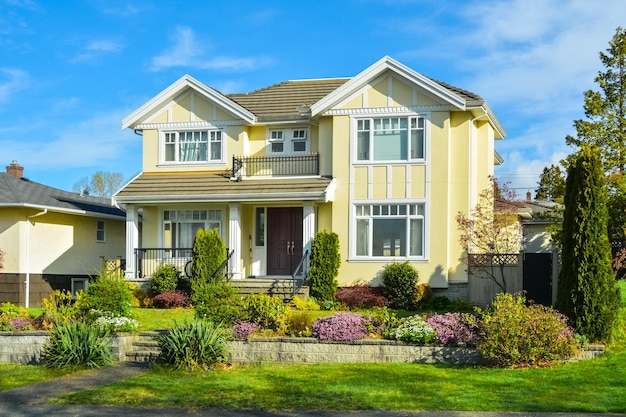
top-left (71, 278), bottom-right (89, 299)
top-left (268, 127), bottom-right (309, 154)
top-left (162, 209), bottom-right (223, 249)
top-left (96, 220), bottom-right (106, 242)
top-left (160, 129), bottom-right (224, 164)
top-left (352, 202), bottom-right (426, 260)
top-left (355, 116), bottom-right (426, 162)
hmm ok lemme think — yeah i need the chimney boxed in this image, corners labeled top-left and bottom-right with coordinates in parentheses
top-left (526, 191), bottom-right (531, 202)
top-left (6, 161), bottom-right (24, 178)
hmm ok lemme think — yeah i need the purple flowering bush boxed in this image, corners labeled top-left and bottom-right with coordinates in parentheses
top-left (426, 312), bottom-right (479, 346)
top-left (311, 312), bottom-right (368, 341)
top-left (232, 320), bottom-right (258, 339)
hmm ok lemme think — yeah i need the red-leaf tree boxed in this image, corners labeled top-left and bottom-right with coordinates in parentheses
top-left (456, 177), bottom-right (524, 293)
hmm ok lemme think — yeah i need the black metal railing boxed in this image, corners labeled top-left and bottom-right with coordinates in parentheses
top-left (291, 250), bottom-right (309, 296)
top-left (232, 153), bottom-right (319, 178)
top-left (134, 248), bottom-right (193, 279)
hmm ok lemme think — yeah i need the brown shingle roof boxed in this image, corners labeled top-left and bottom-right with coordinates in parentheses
top-left (115, 173), bottom-right (333, 203)
top-left (227, 79), bottom-right (349, 120)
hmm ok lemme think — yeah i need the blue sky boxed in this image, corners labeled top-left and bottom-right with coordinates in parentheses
top-left (2, 0), bottom-right (625, 195)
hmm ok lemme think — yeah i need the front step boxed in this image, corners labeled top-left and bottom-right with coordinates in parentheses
top-left (125, 331), bottom-right (163, 363)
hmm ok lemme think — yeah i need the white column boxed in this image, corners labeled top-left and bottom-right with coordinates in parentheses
top-left (303, 202), bottom-right (316, 255)
top-left (229, 203), bottom-right (242, 280)
top-left (125, 205), bottom-right (139, 279)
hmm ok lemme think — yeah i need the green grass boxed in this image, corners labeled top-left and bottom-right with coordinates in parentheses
top-left (0, 364), bottom-right (66, 391)
top-left (132, 308), bottom-right (195, 331)
top-left (54, 351), bottom-right (626, 413)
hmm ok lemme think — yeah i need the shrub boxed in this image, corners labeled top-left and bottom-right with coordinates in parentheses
top-left (0, 303), bottom-right (36, 331)
top-left (311, 312), bottom-right (368, 341)
top-left (191, 228), bottom-right (226, 286)
top-left (192, 282), bottom-right (242, 326)
top-left (44, 321), bottom-right (115, 370)
top-left (151, 264), bottom-right (180, 295)
top-left (411, 283), bottom-right (433, 309)
top-left (158, 320), bottom-right (228, 370)
top-left (308, 231), bottom-right (340, 301)
top-left (79, 270), bottom-right (134, 318)
top-left (241, 293), bottom-right (288, 333)
top-left (477, 293), bottom-right (579, 367)
top-left (393, 315), bottom-right (436, 343)
top-left (335, 284), bottom-right (388, 309)
top-left (87, 310), bottom-right (139, 333)
top-left (232, 320), bottom-right (258, 339)
top-left (290, 296), bottom-right (320, 311)
top-left (150, 290), bottom-right (190, 309)
top-left (382, 261), bottom-right (419, 309)
top-left (285, 310), bottom-right (314, 337)
top-left (40, 290), bottom-right (80, 326)
top-left (424, 295), bottom-right (452, 311)
top-left (426, 312), bottom-right (479, 346)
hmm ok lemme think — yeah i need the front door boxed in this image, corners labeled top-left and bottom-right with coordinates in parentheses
top-left (267, 207), bottom-right (303, 275)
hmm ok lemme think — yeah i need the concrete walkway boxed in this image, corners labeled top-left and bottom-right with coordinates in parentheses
top-left (0, 363), bottom-right (621, 417)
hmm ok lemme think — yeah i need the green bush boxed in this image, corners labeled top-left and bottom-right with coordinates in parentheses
top-left (151, 264), bottom-right (180, 295)
top-left (476, 293), bottom-right (579, 367)
top-left (40, 290), bottom-right (80, 327)
top-left (241, 293), bottom-right (288, 332)
top-left (285, 310), bottom-right (314, 337)
top-left (191, 228), bottom-right (226, 286)
top-left (79, 270), bottom-right (134, 318)
top-left (411, 283), bottom-right (433, 309)
top-left (192, 282), bottom-right (242, 326)
top-left (43, 321), bottom-right (115, 370)
top-left (158, 320), bottom-right (228, 370)
top-left (309, 231), bottom-right (340, 301)
top-left (382, 261), bottom-right (419, 309)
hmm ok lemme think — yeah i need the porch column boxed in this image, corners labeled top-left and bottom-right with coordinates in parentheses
top-left (302, 202), bottom-right (316, 256)
top-left (229, 203), bottom-right (242, 280)
top-left (125, 205), bottom-right (139, 279)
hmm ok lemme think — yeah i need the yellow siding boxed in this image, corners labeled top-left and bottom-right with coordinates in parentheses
top-left (368, 78), bottom-right (389, 107)
top-left (318, 118), bottom-right (333, 177)
top-left (391, 78), bottom-right (413, 107)
top-left (353, 167), bottom-right (368, 199)
top-left (151, 109), bottom-right (168, 123)
top-left (194, 96), bottom-right (214, 121)
top-left (391, 165), bottom-right (406, 198)
top-left (248, 125), bottom-right (268, 157)
top-left (417, 93), bottom-right (440, 106)
top-left (340, 95), bottom-right (363, 109)
top-left (410, 165), bottom-right (426, 198)
top-left (371, 166), bottom-right (387, 199)
top-left (0, 207), bottom-right (23, 272)
top-left (216, 108), bottom-right (231, 120)
top-left (172, 95), bottom-right (191, 121)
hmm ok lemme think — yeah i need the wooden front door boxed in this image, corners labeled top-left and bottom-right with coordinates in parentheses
top-left (267, 207), bottom-right (303, 275)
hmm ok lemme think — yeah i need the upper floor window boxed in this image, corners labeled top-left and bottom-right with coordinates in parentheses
top-left (163, 130), bottom-right (223, 163)
top-left (356, 116), bottom-right (425, 161)
top-left (269, 128), bottom-right (308, 154)
top-left (96, 220), bottom-right (106, 242)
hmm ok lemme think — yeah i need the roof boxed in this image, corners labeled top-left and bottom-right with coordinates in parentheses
top-left (114, 173), bottom-right (335, 203)
top-left (227, 78), bottom-right (349, 121)
top-left (0, 173), bottom-right (125, 218)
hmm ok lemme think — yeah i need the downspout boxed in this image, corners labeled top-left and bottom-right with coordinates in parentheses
top-left (25, 209), bottom-right (48, 308)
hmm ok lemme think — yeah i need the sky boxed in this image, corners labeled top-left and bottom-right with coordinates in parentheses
top-left (1, 0), bottom-right (625, 195)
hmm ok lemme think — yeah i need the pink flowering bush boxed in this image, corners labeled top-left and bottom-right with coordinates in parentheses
top-left (311, 312), bottom-right (368, 341)
top-left (232, 320), bottom-right (258, 339)
top-left (426, 312), bottom-right (479, 346)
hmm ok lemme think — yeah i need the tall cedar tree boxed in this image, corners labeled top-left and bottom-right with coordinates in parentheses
top-left (556, 145), bottom-right (619, 342)
top-left (308, 231), bottom-right (340, 301)
top-left (535, 164), bottom-right (566, 202)
top-left (191, 228), bottom-right (226, 287)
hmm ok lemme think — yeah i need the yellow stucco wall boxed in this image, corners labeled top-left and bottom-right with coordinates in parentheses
top-left (0, 208), bottom-right (125, 275)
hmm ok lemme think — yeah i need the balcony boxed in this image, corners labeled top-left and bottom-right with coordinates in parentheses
top-left (232, 153), bottom-right (319, 178)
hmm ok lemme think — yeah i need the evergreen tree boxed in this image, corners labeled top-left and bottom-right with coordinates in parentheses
top-left (308, 231), bottom-right (340, 301)
top-left (535, 164), bottom-right (566, 202)
top-left (191, 228), bottom-right (226, 287)
top-left (556, 145), bottom-right (619, 342)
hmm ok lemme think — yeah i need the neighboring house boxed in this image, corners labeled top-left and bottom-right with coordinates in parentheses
top-left (115, 56), bottom-right (505, 299)
top-left (0, 162), bottom-right (126, 307)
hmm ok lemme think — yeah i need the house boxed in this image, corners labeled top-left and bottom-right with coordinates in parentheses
top-left (0, 162), bottom-right (126, 307)
top-left (114, 56), bottom-right (505, 299)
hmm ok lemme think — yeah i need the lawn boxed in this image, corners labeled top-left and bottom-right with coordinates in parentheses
top-left (0, 364), bottom-right (67, 391)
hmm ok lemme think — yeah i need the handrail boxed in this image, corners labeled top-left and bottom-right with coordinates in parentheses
top-left (212, 249), bottom-right (235, 282)
top-left (291, 250), bottom-right (309, 296)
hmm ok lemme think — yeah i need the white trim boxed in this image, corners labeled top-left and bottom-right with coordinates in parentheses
top-left (0, 203), bottom-right (124, 220)
top-left (71, 278), bottom-right (89, 299)
top-left (96, 219), bottom-right (106, 243)
top-left (136, 120), bottom-right (244, 130)
top-left (114, 191), bottom-right (331, 204)
top-left (323, 105), bottom-right (454, 116)
top-left (122, 74), bottom-right (255, 130)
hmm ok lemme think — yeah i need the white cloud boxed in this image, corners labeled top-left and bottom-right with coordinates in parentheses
top-left (71, 39), bottom-right (124, 63)
top-left (0, 68), bottom-right (29, 104)
top-left (149, 26), bottom-right (272, 72)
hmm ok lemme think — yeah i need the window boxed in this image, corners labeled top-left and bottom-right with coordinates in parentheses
top-left (71, 278), bottom-right (89, 299)
top-left (96, 220), bottom-right (105, 242)
top-left (163, 209), bottom-right (222, 249)
top-left (163, 130), bottom-right (223, 163)
top-left (268, 128), bottom-right (308, 153)
top-left (255, 207), bottom-right (265, 246)
top-left (356, 116), bottom-right (425, 161)
top-left (355, 203), bottom-right (425, 258)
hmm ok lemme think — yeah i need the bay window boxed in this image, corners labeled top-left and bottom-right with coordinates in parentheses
top-left (356, 116), bottom-right (425, 161)
top-left (163, 130), bottom-right (223, 163)
top-left (355, 203), bottom-right (425, 258)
